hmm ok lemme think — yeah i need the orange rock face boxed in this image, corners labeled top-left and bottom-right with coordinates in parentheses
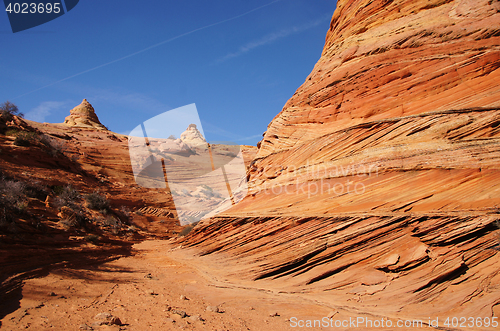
top-left (181, 0), bottom-right (500, 323)
top-left (259, 0), bottom-right (500, 158)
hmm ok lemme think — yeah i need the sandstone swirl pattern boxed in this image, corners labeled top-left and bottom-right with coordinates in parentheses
top-left (180, 0), bottom-right (500, 323)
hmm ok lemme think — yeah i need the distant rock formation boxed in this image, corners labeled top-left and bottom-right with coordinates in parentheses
top-left (180, 124), bottom-right (207, 148)
top-left (64, 99), bottom-right (107, 130)
top-left (156, 138), bottom-right (193, 156)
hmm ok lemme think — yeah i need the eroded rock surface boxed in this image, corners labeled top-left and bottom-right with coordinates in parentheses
top-left (180, 0), bottom-right (500, 325)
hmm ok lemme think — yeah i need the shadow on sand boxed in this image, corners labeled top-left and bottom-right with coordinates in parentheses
top-left (0, 238), bottom-right (134, 324)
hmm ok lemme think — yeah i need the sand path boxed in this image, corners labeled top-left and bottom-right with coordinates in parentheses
top-left (1, 240), bottom-right (342, 331)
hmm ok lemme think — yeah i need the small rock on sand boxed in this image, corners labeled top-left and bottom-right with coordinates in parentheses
top-left (188, 314), bottom-right (204, 322)
top-left (206, 306), bottom-right (219, 313)
top-left (93, 312), bottom-right (122, 326)
top-left (172, 309), bottom-right (187, 318)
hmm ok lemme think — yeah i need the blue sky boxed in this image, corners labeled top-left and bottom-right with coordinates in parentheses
top-left (1, 0), bottom-right (336, 145)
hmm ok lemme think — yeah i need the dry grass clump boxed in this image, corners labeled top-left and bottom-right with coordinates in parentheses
top-left (85, 190), bottom-right (110, 211)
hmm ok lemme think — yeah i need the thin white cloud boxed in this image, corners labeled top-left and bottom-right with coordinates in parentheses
top-left (233, 134), bottom-right (263, 142)
top-left (13, 0), bottom-right (283, 100)
top-left (25, 101), bottom-right (68, 122)
top-left (89, 89), bottom-right (170, 115)
top-left (201, 120), bottom-right (263, 145)
top-left (201, 119), bottom-right (241, 141)
top-left (218, 15), bottom-right (331, 63)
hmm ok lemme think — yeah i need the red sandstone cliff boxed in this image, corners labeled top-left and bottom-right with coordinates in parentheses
top-left (181, 0), bottom-right (500, 325)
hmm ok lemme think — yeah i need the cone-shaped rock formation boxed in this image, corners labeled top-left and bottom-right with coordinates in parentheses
top-left (180, 124), bottom-right (207, 148)
top-left (64, 99), bottom-right (107, 130)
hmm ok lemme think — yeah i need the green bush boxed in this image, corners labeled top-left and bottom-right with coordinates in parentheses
top-left (13, 131), bottom-right (37, 147)
top-left (5, 129), bottom-right (19, 136)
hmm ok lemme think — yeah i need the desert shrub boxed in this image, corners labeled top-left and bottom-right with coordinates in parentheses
top-left (120, 206), bottom-right (131, 216)
top-left (25, 179), bottom-right (49, 200)
top-left (84, 234), bottom-right (100, 243)
top-left (0, 101), bottom-right (23, 121)
top-left (120, 206), bottom-right (131, 221)
top-left (103, 216), bottom-right (122, 233)
top-left (0, 178), bottom-right (27, 212)
top-left (38, 134), bottom-right (67, 156)
top-left (51, 185), bottom-right (64, 195)
top-left (70, 154), bottom-right (80, 162)
top-left (37, 134), bottom-right (52, 146)
top-left (84, 191), bottom-right (109, 211)
top-left (5, 129), bottom-right (19, 136)
top-left (0, 179), bottom-right (25, 201)
top-left (47, 139), bottom-right (66, 156)
top-left (103, 216), bottom-right (120, 227)
top-left (178, 223), bottom-right (197, 237)
top-left (13, 131), bottom-right (37, 147)
top-left (60, 212), bottom-right (87, 229)
top-left (16, 201), bottom-right (28, 213)
top-left (54, 185), bottom-right (81, 210)
top-left (60, 185), bottom-right (80, 201)
top-left (58, 205), bottom-right (88, 227)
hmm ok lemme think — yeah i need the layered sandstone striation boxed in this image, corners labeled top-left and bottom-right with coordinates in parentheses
top-left (257, 0), bottom-right (500, 158)
top-left (64, 99), bottom-right (107, 130)
top-left (181, 0), bottom-right (500, 324)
